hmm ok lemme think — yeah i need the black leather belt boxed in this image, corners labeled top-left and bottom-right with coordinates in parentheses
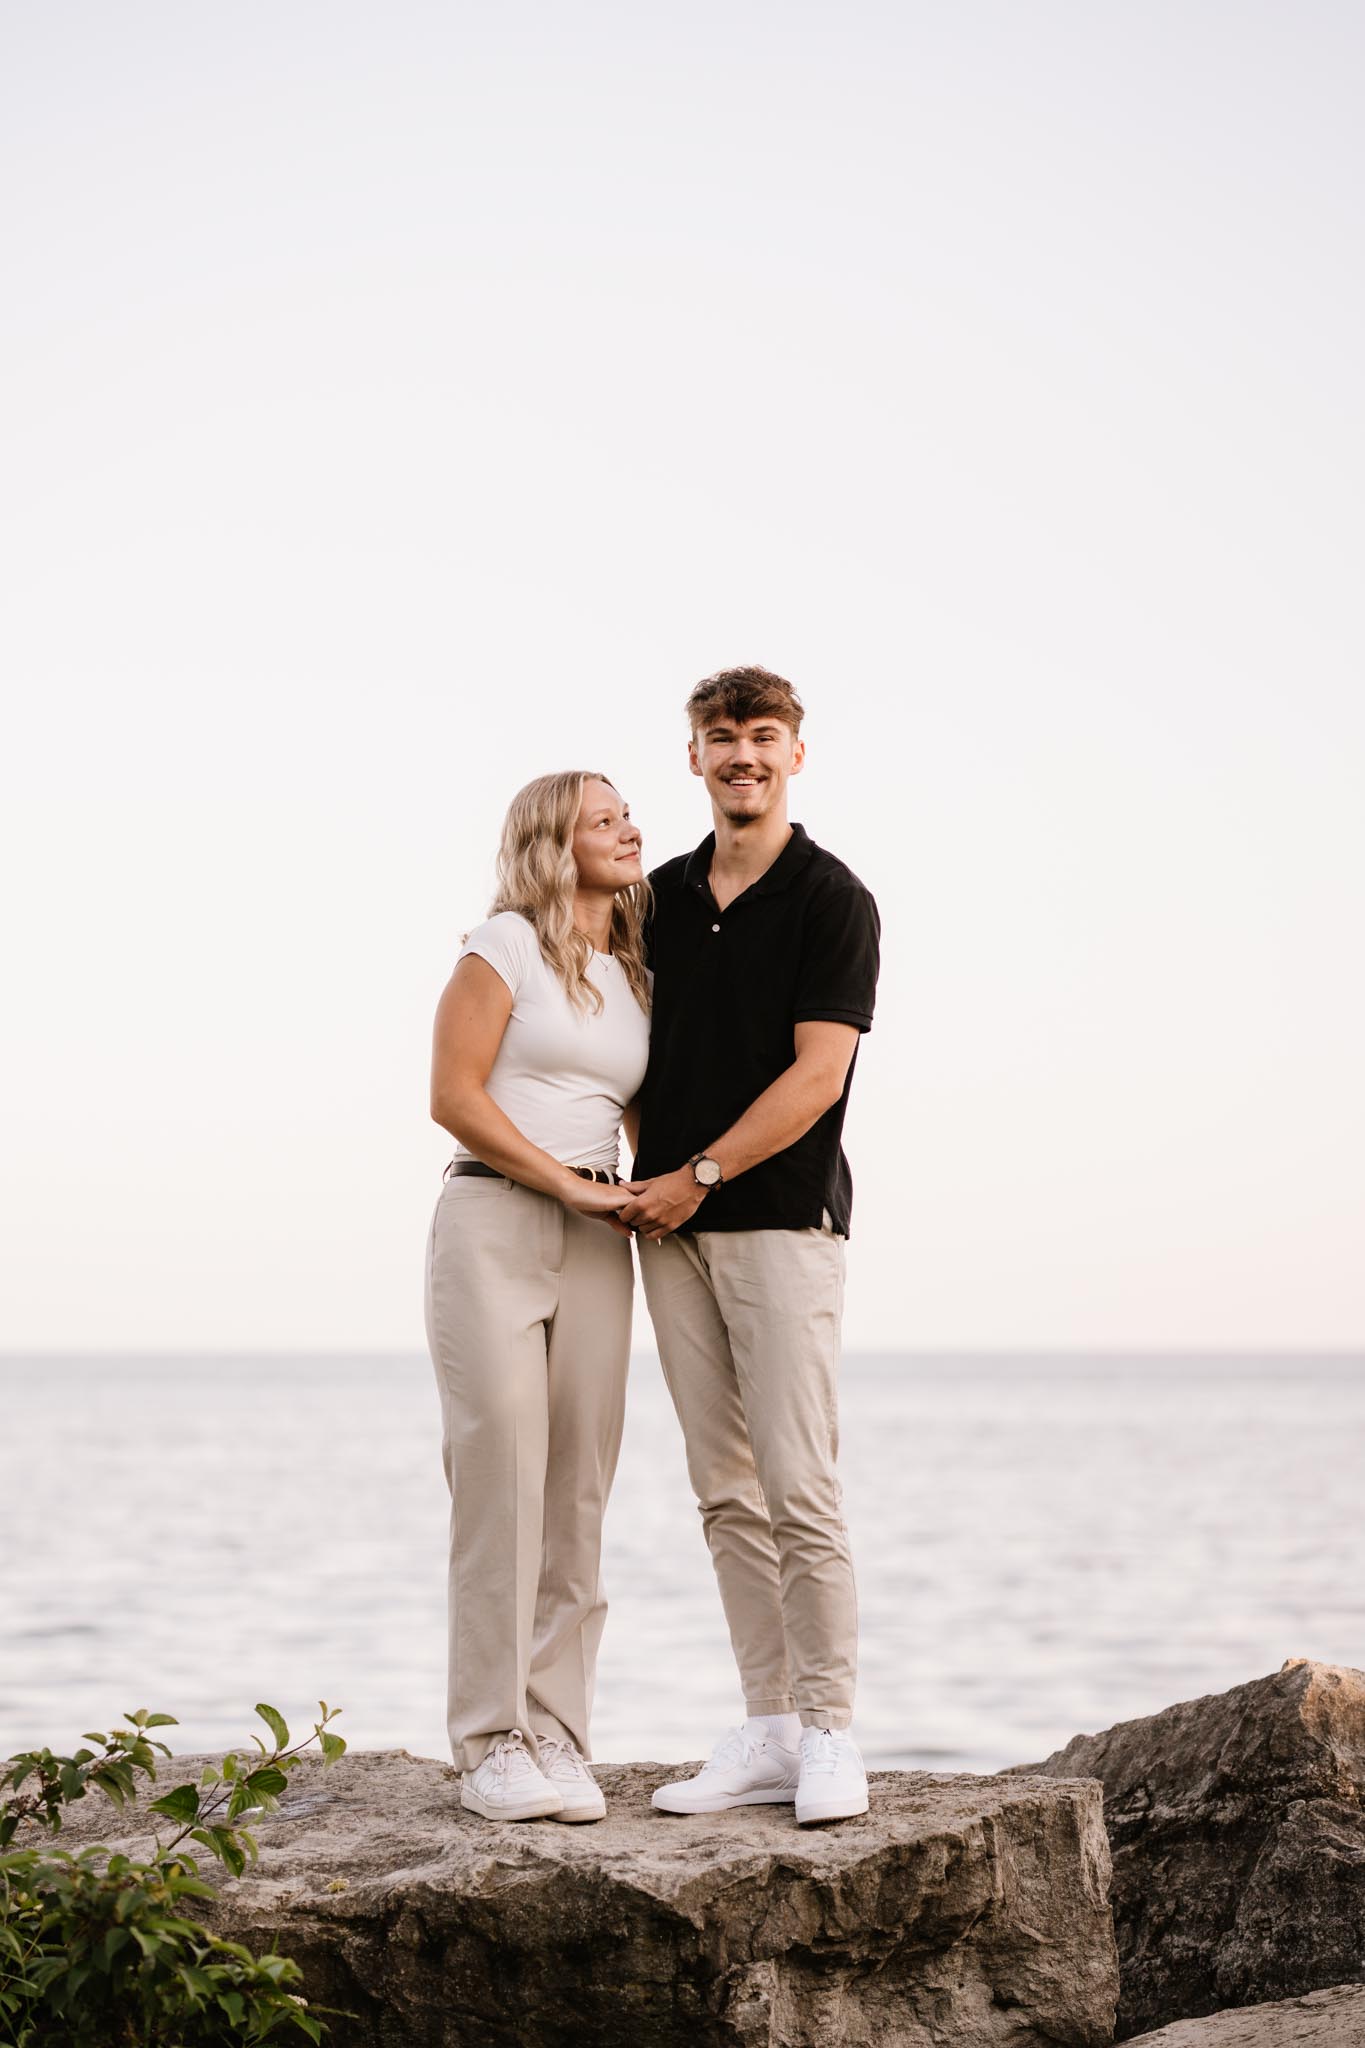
top-left (444, 1159), bottom-right (621, 1186)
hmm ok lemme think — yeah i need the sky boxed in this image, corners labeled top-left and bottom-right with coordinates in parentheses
top-left (2, 0), bottom-right (1362, 1352)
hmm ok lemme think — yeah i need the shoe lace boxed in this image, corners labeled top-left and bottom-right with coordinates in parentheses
top-left (537, 1737), bottom-right (586, 1781)
top-left (487, 1733), bottom-right (537, 1782)
top-left (800, 1728), bottom-right (843, 1776)
top-left (707, 1726), bottom-right (761, 1771)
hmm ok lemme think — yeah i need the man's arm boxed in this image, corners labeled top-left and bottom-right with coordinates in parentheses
top-left (617, 1020), bottom-right (860, 1240)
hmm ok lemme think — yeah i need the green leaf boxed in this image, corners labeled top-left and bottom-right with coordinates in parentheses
top-left (100, 1926), bottom-right (131, 1968)
top-left (150, 1784), bottom-right (200, 1825)
top-left (89, 1766), bottom-right (129, 1807)
top-left (199, 1764), bottom-right (221, 1787)
top-left (144, 1713), bottom-right (178, 1728)
top-left (320, 1733), bottom-right (346, 1765)
top-left (255, 1704), bottom-right (290, 1751)
top-left (243, 1766), bottom-right (287, 1802)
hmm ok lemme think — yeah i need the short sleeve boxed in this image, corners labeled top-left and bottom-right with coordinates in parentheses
top-left (793, 879), bottom-right (880, 1033)
top-left (457, 913), bottom-right (538, 1000)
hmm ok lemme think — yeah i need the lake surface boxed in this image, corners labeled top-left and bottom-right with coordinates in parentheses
top-left (2, 1353), bottom-right (1362, 1773)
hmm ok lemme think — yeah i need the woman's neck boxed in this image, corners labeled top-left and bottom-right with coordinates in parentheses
top-left (572, 890), bottom-right (614, 954)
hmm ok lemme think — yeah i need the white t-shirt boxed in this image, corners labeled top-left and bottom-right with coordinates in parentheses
top-left (453, 911), bottom-right (650, 1173)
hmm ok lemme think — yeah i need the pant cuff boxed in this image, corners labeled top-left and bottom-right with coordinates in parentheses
top-left (456, 1722), bottom-right (535, 1773)
top-left (745, 1694), bottom-right (797, 1715)
top-left (527, 1709), bottom-right (575, 1752)
top-left (798, 1708), bottom-right (853, 1730)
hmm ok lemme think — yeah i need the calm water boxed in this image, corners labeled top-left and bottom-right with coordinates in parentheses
top-left (2, 1354), bottom-right (1362, 1774)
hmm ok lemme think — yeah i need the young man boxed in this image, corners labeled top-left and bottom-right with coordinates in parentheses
top-left (620, 666), bottom-right (880, 1824)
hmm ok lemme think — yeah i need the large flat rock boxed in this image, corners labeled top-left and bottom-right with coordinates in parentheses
top-left (1124, 1981), bottom-right (1365, 2047)
top-left (1015, 1660), bottom-right (1365, 2040)
top-left (55, 1750), bottom-right (1118, 2047)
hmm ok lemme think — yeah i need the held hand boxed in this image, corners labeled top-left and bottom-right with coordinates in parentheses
top-left (617, 1167), bottom-right (708, 1242)
top-left (560, 1175), bottom-right (633, 1222)
top-left (599, 1179), bottom-right (647, 1236)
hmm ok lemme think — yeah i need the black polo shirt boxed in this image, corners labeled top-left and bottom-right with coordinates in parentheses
top-left (635, 822), bottom-right (880, 1236)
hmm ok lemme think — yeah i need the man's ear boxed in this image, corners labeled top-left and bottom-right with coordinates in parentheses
top-left (789, 738), bottom-right (806, 777)
top-left (688, 737), bottom-right (703, 778)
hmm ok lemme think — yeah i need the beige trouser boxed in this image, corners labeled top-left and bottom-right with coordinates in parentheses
top-left (423, 1174), bottom-right (633, 1773)
top-left (639, 1220), bottom-right (856, 1729)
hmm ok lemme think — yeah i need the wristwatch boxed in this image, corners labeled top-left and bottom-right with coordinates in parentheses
top-left (689, 1153), bottom-right (723, 1190)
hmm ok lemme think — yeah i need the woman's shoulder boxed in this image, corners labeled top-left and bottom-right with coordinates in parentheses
top-left (463, 909), bottom-right (538, 947)
top-left (458, 912), bottom-right (543, 988)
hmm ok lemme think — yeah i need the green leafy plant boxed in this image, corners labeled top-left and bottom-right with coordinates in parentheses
top-left (0, 1702), bottom-right (349, 2045)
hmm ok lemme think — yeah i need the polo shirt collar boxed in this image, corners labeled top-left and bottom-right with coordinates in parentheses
top-left (682, 821), bottom-right (815, 901)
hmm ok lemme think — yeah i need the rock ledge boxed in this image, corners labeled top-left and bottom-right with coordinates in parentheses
top-left (59, 1751), bottom-right (1118, 2048)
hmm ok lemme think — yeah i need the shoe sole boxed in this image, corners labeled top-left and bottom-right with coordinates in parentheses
top-left (552, 1801), bottom-right (607, 1823)
top-left (461, 1786), bottom-right (564, 1821)
top-left (652, 1787), bottom-right (798, 1814)
top-left (796, 1796), bottom-right (869, 1826)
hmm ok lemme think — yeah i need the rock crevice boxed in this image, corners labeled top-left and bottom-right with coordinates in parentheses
top-left (1016, 1659), bottom-right (1365, 2039)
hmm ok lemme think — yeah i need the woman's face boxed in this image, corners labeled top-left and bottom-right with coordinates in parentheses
top-left (572, 778), bottom-right (644, 894)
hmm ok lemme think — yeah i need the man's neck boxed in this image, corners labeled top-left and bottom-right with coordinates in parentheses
top-left (708, 807), bottom-right (793, 910)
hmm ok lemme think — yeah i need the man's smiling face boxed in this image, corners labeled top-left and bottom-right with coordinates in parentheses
top-left (689, 716), bottom-right (805, 826)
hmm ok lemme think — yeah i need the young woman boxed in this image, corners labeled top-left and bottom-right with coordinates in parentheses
top-left (424, 771), bottom-right (650, 1823)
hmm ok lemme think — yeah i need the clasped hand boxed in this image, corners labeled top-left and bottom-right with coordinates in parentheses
top-left (615, 1167), bottom-right (707, 1242)
top-left (564, 1164), bottom-right (707, 1240)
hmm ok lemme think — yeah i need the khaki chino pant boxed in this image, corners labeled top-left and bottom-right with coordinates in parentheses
top-left (424, 1174), bottom-right (633, 1772)
top-left (640, 1220), bottom-right (857, 1728)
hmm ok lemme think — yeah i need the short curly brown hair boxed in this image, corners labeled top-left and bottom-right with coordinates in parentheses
top-left (685, 665), bottom-right (804, 736)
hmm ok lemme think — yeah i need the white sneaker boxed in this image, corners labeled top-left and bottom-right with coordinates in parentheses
top-left (795, 1726), bottom-right (869, 1825)
top-left (461, 1732), bottom-right (564, 1821)
top-left (652, 1725), bottom-right (801, 1814)
top-left (537, 1736), bottom-right (607, 1823)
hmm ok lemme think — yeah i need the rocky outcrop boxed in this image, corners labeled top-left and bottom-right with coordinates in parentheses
top-left (56, 1752), bottom-right (1118, 2047)
top-left (1015, 1659), bottom-right (1365, 2040)
top-left (1124, 1981), bottom-right (1365, 2047)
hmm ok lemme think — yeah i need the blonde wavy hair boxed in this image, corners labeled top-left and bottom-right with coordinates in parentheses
top-left (489, 771), bottom-right (652, 1015)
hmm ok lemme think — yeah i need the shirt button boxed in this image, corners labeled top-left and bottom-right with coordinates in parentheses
top-left (711, 923), bottom-right (720, 933)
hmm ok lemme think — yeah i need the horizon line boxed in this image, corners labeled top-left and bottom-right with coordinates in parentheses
top-left (2, 1346), bottom-right (1362, 1364)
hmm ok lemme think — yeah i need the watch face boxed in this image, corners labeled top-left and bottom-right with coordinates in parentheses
top-left (695, 1156), bottom-right (722, 1187)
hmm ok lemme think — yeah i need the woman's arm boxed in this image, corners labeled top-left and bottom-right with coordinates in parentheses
top-left (430, 956), bottom-right (627, 1216)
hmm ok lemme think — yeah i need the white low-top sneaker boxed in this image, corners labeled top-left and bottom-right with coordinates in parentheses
top-left (652, 1725), bottom-right (801, 1814)
top-left (461, 1732), bottom-right (564, 1821)
top-left (537, 1736), bottom-right (607, 1823)
top-left (795, 1727), bottom-right (869, 1825)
